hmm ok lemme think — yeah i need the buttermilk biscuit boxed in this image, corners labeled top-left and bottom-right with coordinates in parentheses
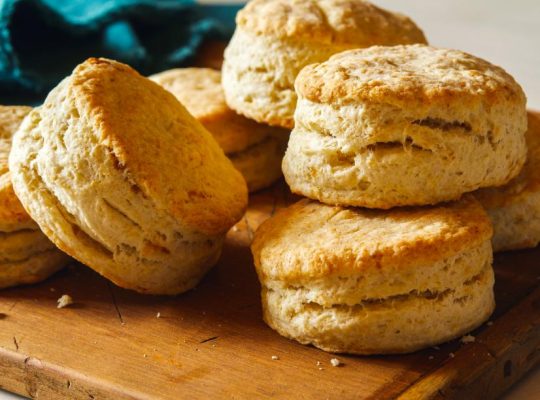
top-left (251, 197), bottom-right (495, 354)
top-left (476, 112), bottom-right (540, 252)
top-left (283, 45), bottom-right (528, 208)
top-left (222, 0), bottom-right (427, 129)
top-left (150, 68), bottom-right (289, 191)
top-left (0, 106), bottom-right (70, 289)
top-left (9, 58), bottom-right (248, 295)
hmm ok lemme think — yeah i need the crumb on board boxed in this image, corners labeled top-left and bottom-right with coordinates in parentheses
top-left (461, 334), bottom-right (476, 344)
top-left (156, 312), bottom-right (161, 318)
top-left (487, 321), bottom-right (493, 326)
top-left (318, 367), bottom-right (324, 371)
top-left (57, 294), bottom-right (73, 309)
top-left (271, 355), bottom-right (279, 360)
top-left (316, 361), bottom-right (322, 366)
top-left (49, 288), bottom-right (56, 292)
top-left (143, 354), bottom-right (147, 358)
top-left (428, 356), bottom-right (434, 360)
top-left (330, 358), bottom-right (341, 367)
top-left (449, 352), bottom-right (455, 358)
top-left (432, 346), bottom-right (440, 351)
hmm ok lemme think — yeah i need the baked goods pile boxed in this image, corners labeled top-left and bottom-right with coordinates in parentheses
top-left (2, 0), bottom-right (538, 355)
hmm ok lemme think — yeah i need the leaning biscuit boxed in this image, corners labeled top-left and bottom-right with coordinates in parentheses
top-left (150, 68), bottom-right (289, 191)
top-left (476, 112), bottom-right (540, 252)
top-left (0, 106), bottom-right (70, 289)
top-left (222, 0), bottom-right (427, 128)
top-left (251, 197), bottom-right (495, 354)
top-left (283, 45), bottom-right (528, 208)
top-left (9, 58), bottom-right (248, 295)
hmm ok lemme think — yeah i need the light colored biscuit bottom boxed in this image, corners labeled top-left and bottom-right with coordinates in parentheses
top-left (486, 190), bottom-right (540, 252)
top-left (222, 29), bottom-right (347, 129)
top-left (229, 133), bottom-right (288, 192)
top-left (262, 266), bottom-right (494, 354)
top-left (283, 98), bottom-right (526, 208)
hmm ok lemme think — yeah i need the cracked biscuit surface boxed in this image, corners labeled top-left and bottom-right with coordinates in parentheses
top-left (283, 45), bottom-right (528, 208)
top-left (222, 0), bottom-right (427, 129)
top-left (251, 196), bottom-right (495, 354)
top-left (9, 58), bottom-right (248, 295)
top-left (476, 112), bottom-right (540, 252)
top-left (0, 105), bottom-right (70, 289)
top-left (150, 68), bottom-right (288, 192)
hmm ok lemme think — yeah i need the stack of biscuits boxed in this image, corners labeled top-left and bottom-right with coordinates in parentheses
top-left (242, 1), bottom-right (532, 354)
top-left (1, 0), bottom-right (539, 357)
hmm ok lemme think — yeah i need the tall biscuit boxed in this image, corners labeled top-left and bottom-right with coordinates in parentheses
top-left (9, 58), bottom-right (248, 295)
top-left (222, 0), bottom-right (427, 128)
top-left (283, 45), bottom-right (528, 208)
top-left (252, 197), bottom-right (495, 354)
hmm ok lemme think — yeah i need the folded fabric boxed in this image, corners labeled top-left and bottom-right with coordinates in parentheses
top-left (0, 0), bottom-right (241, 104)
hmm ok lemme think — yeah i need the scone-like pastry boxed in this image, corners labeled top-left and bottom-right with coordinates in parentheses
top-left (9, 58), bottom-right (248, 295)
top-left (283, 45), bottom-right (528, 208)
top-left (251, 197), bottom-right (495, 354)
top-left (0, 106), bottom-right (70, 289)
top-left (476, 112), bottom-right (540, 252)
top-left (222, 0), bottom-right (427, 128)
top-left (150, 68), bottom-right (289, 192)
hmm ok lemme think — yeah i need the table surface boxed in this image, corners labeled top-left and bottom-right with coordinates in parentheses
top-left (1, 0), bottom-right (539, 398)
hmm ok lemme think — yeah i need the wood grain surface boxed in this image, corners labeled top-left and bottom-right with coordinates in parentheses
top-left (0, 180), bottom-right (538, 400)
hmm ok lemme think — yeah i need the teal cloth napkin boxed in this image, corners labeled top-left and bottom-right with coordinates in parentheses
top-left (0, 0), bottom-right (241, 104)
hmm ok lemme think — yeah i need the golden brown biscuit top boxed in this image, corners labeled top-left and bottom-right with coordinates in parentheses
top-left (150, 68), bottom-right (285, 154)
top-left (0, 106), bottom-right (34, 231)
top-left (237, 0), bottom-right (426, 47)
top-left (476, 112), bottom-right (540, 208)
top-left (296, 45), bottom-right (525, 108)
top-left (251, 196), bottom-right (492, 281)
top-left (70, 58), bottom-right (247, 235)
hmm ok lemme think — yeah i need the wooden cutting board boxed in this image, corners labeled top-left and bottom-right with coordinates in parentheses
top-left (0, 180), bottom-right (538, 400)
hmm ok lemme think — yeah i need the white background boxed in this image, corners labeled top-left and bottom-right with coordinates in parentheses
top-left (1, 1), bottom-right (538, 398)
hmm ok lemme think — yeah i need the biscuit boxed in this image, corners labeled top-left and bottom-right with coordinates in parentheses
top-left (476, 112), bottom-right (540, 252)
top-left (283, 45), bottom-right (528, 208)
top-left (222, 0), bottom-right (427, 129)
top-left (150, 68), bottom-right (288, 192)
top-left (0, 106), bottom-right (70, 289)
top-left (251, 197), bottom-right (495, 354)
top-left (9, 58), bottom-right (248, 295)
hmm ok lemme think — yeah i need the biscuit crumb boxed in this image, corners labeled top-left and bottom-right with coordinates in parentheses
top-left (449, 352), bottom-right (455, 358)
top-left (271, 355), bottom-right (279, 360)
top-left (316, 361), bottom-right (322, 366)
top-left (428, 356), bottom-right (434, 360)
top-left (432, 346), bottom-right (440, 351)
top-left (156, 312), bottom-right (161, 318)
top-left (143, 354), bottom-right (147, 358)
top-left (330, 358), bottom-right (341, 367)
top-left (57, 294), bottom-right (73, 308)
top-left (49, 288), bottom-right (56, 292)
top-left (486, 321), bottom-right (493, 326)
top-left (318, 367), bottom-right (324, 371)
top-left (461, 335), bottom-right (476, 344)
